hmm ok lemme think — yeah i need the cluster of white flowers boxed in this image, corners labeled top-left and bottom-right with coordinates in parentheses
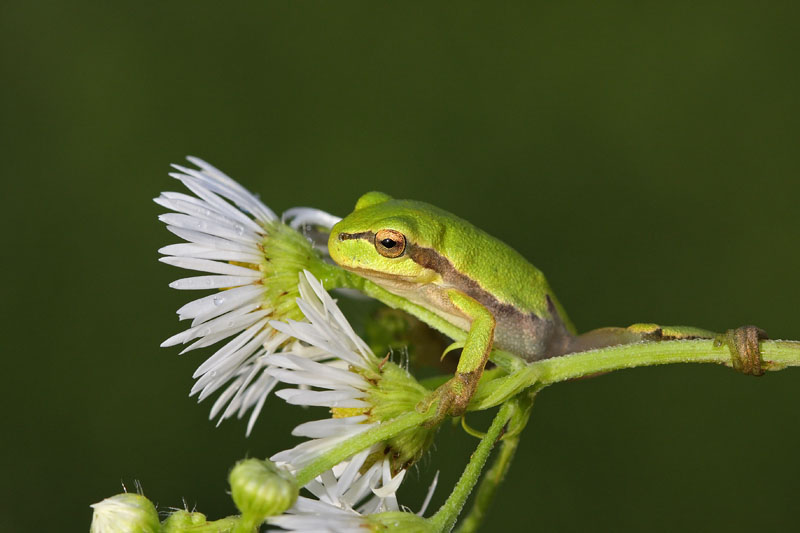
top-left (156, 158), bottom-right (436, 529)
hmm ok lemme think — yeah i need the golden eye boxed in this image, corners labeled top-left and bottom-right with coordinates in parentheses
top-left (375, 229), bottom-right (406, 258)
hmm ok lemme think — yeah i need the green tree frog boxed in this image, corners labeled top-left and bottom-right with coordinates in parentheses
top-left (328, 192), bottom-right (765, 423)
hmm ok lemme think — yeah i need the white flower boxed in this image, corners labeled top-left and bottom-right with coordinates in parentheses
top-left (266, 272), bottom-right (399, 507)
top-left (265, 271), bottom-right (438, 516)
top-left (269, 465), bottom-right (439, 533)
top-left (156, 157), bottom-right (340, 435)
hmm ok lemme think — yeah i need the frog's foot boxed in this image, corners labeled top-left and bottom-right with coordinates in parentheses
top-left (714, 325), bottom-right (768, 376)
top-left (416, 373), bottom-right (477, 428)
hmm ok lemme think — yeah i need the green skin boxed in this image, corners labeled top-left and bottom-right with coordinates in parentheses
top-left (328, 192), bottom-right (764, 421)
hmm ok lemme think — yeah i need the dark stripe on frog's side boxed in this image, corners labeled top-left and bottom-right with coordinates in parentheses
top-left (338, 231), bottom-right (374, 242)
top-left (407, 244), bottom-right (574, 360)
top-left (337, 231), bottom-right (574, 360)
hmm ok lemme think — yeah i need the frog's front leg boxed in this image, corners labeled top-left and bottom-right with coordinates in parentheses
top-left (417, 290), bottom-right (495, 425)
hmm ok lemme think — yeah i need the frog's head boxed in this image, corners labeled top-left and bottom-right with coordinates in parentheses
top-left (328, 192), bottom-right (443, 284)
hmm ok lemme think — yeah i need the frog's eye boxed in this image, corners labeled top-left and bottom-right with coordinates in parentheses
top-left (375, 229), bottom-right (406, 258)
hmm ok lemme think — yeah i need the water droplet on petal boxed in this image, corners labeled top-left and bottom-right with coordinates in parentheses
top-left (213, 295), bottom-right (225, 306)
top-left (235, 224), bottom-right (245, 236)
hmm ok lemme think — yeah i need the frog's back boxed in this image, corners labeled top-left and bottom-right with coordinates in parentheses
top-left (400, 200), bottom-right (576, 359)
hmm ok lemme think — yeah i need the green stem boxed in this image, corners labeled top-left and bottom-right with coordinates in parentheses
top-left (534, 339), bottom-right (800, 386)
top-left (161, 513), bottom-right (239, 532)
top-left (231, 515), bottom-right (258, 533)
top-left (430, 402), bottom-right (514, 533)
top-left (294, 409), bottom-right (433, 486)
top-left (421, 367), bottom-right (506, 391)
top-left (469, 339), bottom-right (800, 411)
top-left (453, 435), bottom-right (520, 533)
top-left (455, 390), bottom-right (535, 533)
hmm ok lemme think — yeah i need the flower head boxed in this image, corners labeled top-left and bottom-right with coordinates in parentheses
top-left (267, 272), bottom-right (437, 502)
top-left (156, 157), bottom-right (340, 434)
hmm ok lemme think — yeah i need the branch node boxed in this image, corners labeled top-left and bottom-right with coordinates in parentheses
top-left (715, 325), bottom-right (768, 376)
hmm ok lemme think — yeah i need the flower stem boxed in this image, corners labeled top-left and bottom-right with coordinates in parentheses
top-left (231, 515), bottom-right (258, 533)
top-left (454, 388), bottom-right (535, 533)
top-left (469, 339), bottom-right (800, 412)
top-left (453, 434), bottom-right (520, 533)
top-left (429, 402), bottom-right (515, 533)
top-left (534, 339), bottom-right (800, 386)
top-left (294, 409), bottom-right (433, 486)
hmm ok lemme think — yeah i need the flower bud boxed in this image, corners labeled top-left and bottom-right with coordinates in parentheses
top-left (90, 493), bottom-right (160, 533)
top-left (161, 509), bottom-right (206, 532)
top-left (229, 458), bottom-right (298, 520)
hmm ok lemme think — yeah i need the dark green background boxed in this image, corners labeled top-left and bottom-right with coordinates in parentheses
top-left (2, 2), bottom-right (798, 531)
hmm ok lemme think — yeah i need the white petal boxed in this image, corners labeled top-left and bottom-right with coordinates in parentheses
top-left (208, 373), bottom-right (247, 420)
top-left (245, 378), bottom-right (274, 437)
top-left (275, 389), bottom-right (368, 408)
top-left (159, 213), bottom-right (259, 244)
top-left (176, 285), bottom-right (263, 322)
top-left (161, 304), bottom-right (264, 347)
top-left (169, 275), bottom-right (259, 290)
top-left (193, 320), bottom-right (269, 378)
top-left (166, 225), bottom-right (261, 255)
top-left (183, 156), bottom-right (278, 222)
top-left (170, 166), bottom-right (276, 225)
top-left (155, 193), bottom-right (265, 235)
top-left (264, 355), bottom-right (368, 386)
top-left (159, 243), bottom-right (262, 263)
top-left (291, 416), bottom-right (369, 438)
top-left (372, 466), bottom-right (405, 498)
top-left (160, 256), bottom-right (261, 277)
top-left (282, 207), bottom-right (341, 230)
top-left (418, 471), bottom-right (439, 516)
top-left (336, 447), bottom-right (371, 499)
top-left (265, 368), bottom-right (367, 390)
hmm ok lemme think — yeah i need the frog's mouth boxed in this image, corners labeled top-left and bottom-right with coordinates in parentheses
top-left (340, 264), bottom-right (434, 285)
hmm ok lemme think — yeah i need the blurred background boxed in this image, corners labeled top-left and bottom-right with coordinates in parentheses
top-left (2, 2), bottom-right (798, 531)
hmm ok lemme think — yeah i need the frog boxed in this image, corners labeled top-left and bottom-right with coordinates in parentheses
top-left (327, 191), bottom-right (766, 423)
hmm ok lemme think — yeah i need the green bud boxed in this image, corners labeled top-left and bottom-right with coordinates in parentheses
top-left (229, 458), bottom-right (298, 520)
top-left (89, 493), bottom-right (160, 533)
top-left (161, 509), bottom-right (205, 531)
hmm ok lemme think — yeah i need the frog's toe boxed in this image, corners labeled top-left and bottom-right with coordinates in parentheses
top-left (416, 392), bottom-right (449, 428)
top-left (416, 377), bottom-right (469, 428)
top-left (715, 325), bottom-right (768, 376)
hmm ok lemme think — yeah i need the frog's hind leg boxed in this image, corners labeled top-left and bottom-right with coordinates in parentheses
top-left (565, 323), bottom-right (713, 353)
top-left (568, 324), bottom-right (768, 376)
